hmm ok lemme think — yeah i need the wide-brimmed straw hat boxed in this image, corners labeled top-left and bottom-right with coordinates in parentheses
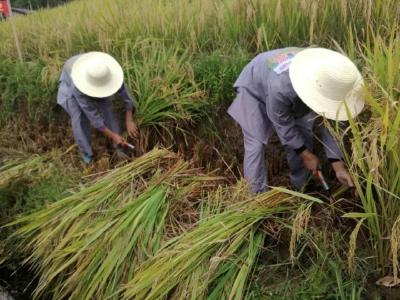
top-left (289, 48), bottom-right (364, 121)
top-left (71, 52), bottom-right (124, 98)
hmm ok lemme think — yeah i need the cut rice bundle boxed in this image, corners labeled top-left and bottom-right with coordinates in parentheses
top-left (122, 187), bottom-right (301, 300)
top-left (9, 148), bottom-right (219, 299)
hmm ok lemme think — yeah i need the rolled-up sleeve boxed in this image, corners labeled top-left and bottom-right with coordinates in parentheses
top-left (266, 93), bottom-right (306, 150)
top-left (73, 89), bottom-right (105, 130)
top-left (117, 83), bottom-right (135, 112)
top-left (320, 124), bottom-right (344, 160)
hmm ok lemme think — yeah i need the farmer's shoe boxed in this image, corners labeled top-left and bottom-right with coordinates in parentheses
top-left (82, 153), bottom-right (93, 164)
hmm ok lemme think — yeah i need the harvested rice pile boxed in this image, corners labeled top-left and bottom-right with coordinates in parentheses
top-left (8, 149), bottom-right (319, 300)
top-left (9, 148), bottom-right (219, 299)
top-left (122, 186), bottom-right (305, 300)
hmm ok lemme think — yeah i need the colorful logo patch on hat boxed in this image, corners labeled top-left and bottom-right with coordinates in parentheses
top-left (266, 48), bottom-right (302, 74)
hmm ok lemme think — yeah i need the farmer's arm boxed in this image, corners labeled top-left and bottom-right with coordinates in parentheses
top-left (320, 124), bottom-right (354, 187)
top-left (73, 88), bottom-right (126, 145)
top-left (266, 94), bottom-right (320, 173)
top-left (320, 125), bottom-right (343, 160)
top-left (117, 83), bottom-right (138, 138)
top-left (101, 127), bottom-right (127, 146)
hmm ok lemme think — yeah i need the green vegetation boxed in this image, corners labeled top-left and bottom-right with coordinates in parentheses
top-left (0, 0), bottom-right (398, 129)
top-left (0, 151), bottom-right (78, 220)
top-left (0, 154), bottom-right (47, 189)
top-left (0, 0), bottom-right (399, 299)
top-left (7, 149), bottom-right (219, 299)
top-left (328, 31), bottom-right (400, 276)
top-left (122, 188), bottom-right (304, 300)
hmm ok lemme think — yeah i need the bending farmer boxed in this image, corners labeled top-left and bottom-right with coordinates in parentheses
top-left (57, 52), bottom-right (138, 163)
top-left (228, 48), bottom-right (364, 193)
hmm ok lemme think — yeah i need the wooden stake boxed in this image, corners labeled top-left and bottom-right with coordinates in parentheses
top-left (6, 0), bottom-right (23, 63)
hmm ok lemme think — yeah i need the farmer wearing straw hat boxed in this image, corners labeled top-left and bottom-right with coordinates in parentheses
top-left (228, 47), bottom-right (364, 193)
top-left (57, 52), bottom-right (138, 163)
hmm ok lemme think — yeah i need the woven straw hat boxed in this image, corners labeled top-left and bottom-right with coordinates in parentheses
top-left (71, 52), bottom-right (124, 98)
top-left (289, 48), bottom-right (364, 121)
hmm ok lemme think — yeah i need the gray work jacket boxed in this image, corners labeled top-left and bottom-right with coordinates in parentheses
top-left (228, 48), bottom-right (342, 159)
top-left (57, 54), bottom-right (135, 129)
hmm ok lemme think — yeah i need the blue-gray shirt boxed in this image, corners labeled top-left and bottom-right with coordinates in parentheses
top-left (57, 55), bottom-right (135, 130)
top-left (228, 48), bottom-right (342, 159)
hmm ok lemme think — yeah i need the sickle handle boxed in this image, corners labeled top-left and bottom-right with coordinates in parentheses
top-left (315, 170), bottom-right (330, 191)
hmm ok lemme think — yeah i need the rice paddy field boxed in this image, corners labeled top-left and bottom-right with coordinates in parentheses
top-left (0, 0), bottom-right (400, 299)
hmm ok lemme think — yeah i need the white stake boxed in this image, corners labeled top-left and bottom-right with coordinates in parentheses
top-left (6, 0), bottom-right (23, 63)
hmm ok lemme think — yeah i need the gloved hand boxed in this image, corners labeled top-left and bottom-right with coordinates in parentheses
top-left (299, 149), bottom-right (320, 174)
top-left (332, 161), bottom-right (354, 187)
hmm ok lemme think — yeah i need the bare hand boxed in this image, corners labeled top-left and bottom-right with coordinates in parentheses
top-left (336, 170), bottom-right (354, 187)
top-left (332, 161), bottom-right (354, 187)
top-left (112, 134), bottom-right (127, 146)
top-left (299, 149), bottom-right (320, 174)
top-left (126, 120), bottom-right (138, 138)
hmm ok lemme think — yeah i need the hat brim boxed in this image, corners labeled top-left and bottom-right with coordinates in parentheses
top-left (71, 52), bottom-right (124, 98)
top-left (289, 48), bottom-right (364, 121)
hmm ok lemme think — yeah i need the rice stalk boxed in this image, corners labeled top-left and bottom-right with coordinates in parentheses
top-left (122, 187), bottom-right (314, 300)
top-left (329, 30), bottom-right (400, 271)
top-left (207, 229), bottom-right (265, 300)
top-left (8, 148), bottom-right (219, 300)
top-left (0, 242), bottom-right (6, 266)
top-left (0, 154), bottom-right (48, 189)
top-left (128, 41), bottom-right (206, 126)
top-left (347, 218), bottom-right (366, 273)
top-left (1, 0), bottom-right (399, 126)
top-left (390, 216), bottom-right (400, 284)
top-left (44, 185), bottom-right (170, 300)
top-left (289, 203), bottom-right (312, 263)
top-left (173, 183), bottom-right (264, 300)
top-left (8, 149), bottom-right (172, 238)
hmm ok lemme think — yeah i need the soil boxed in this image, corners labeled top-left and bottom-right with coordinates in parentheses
top-left (0, 265), bottom-right (37, 300)
top-left (367, 279), bottom-right (400, 300)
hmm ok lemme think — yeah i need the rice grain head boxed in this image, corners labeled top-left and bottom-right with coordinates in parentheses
top-left (347, 218), bottom-right (366, 274)
top-left (289, 203), bottom-right (312, 263)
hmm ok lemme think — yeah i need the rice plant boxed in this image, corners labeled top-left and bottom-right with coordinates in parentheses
top-left (331, 30), bottom-right (400, 274)
top-left (1, 0), bottom-right (399, 126)
top-left (121, 39), bottom-right (208, 147)
top-left (0, 154), bottom-right (49, 189)
top-left (8, 148), bottom-right (219, 299)
top-left (121, 186), bottom-right (320, 300)
top-left (1, 0), bottom-right (400, 297)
